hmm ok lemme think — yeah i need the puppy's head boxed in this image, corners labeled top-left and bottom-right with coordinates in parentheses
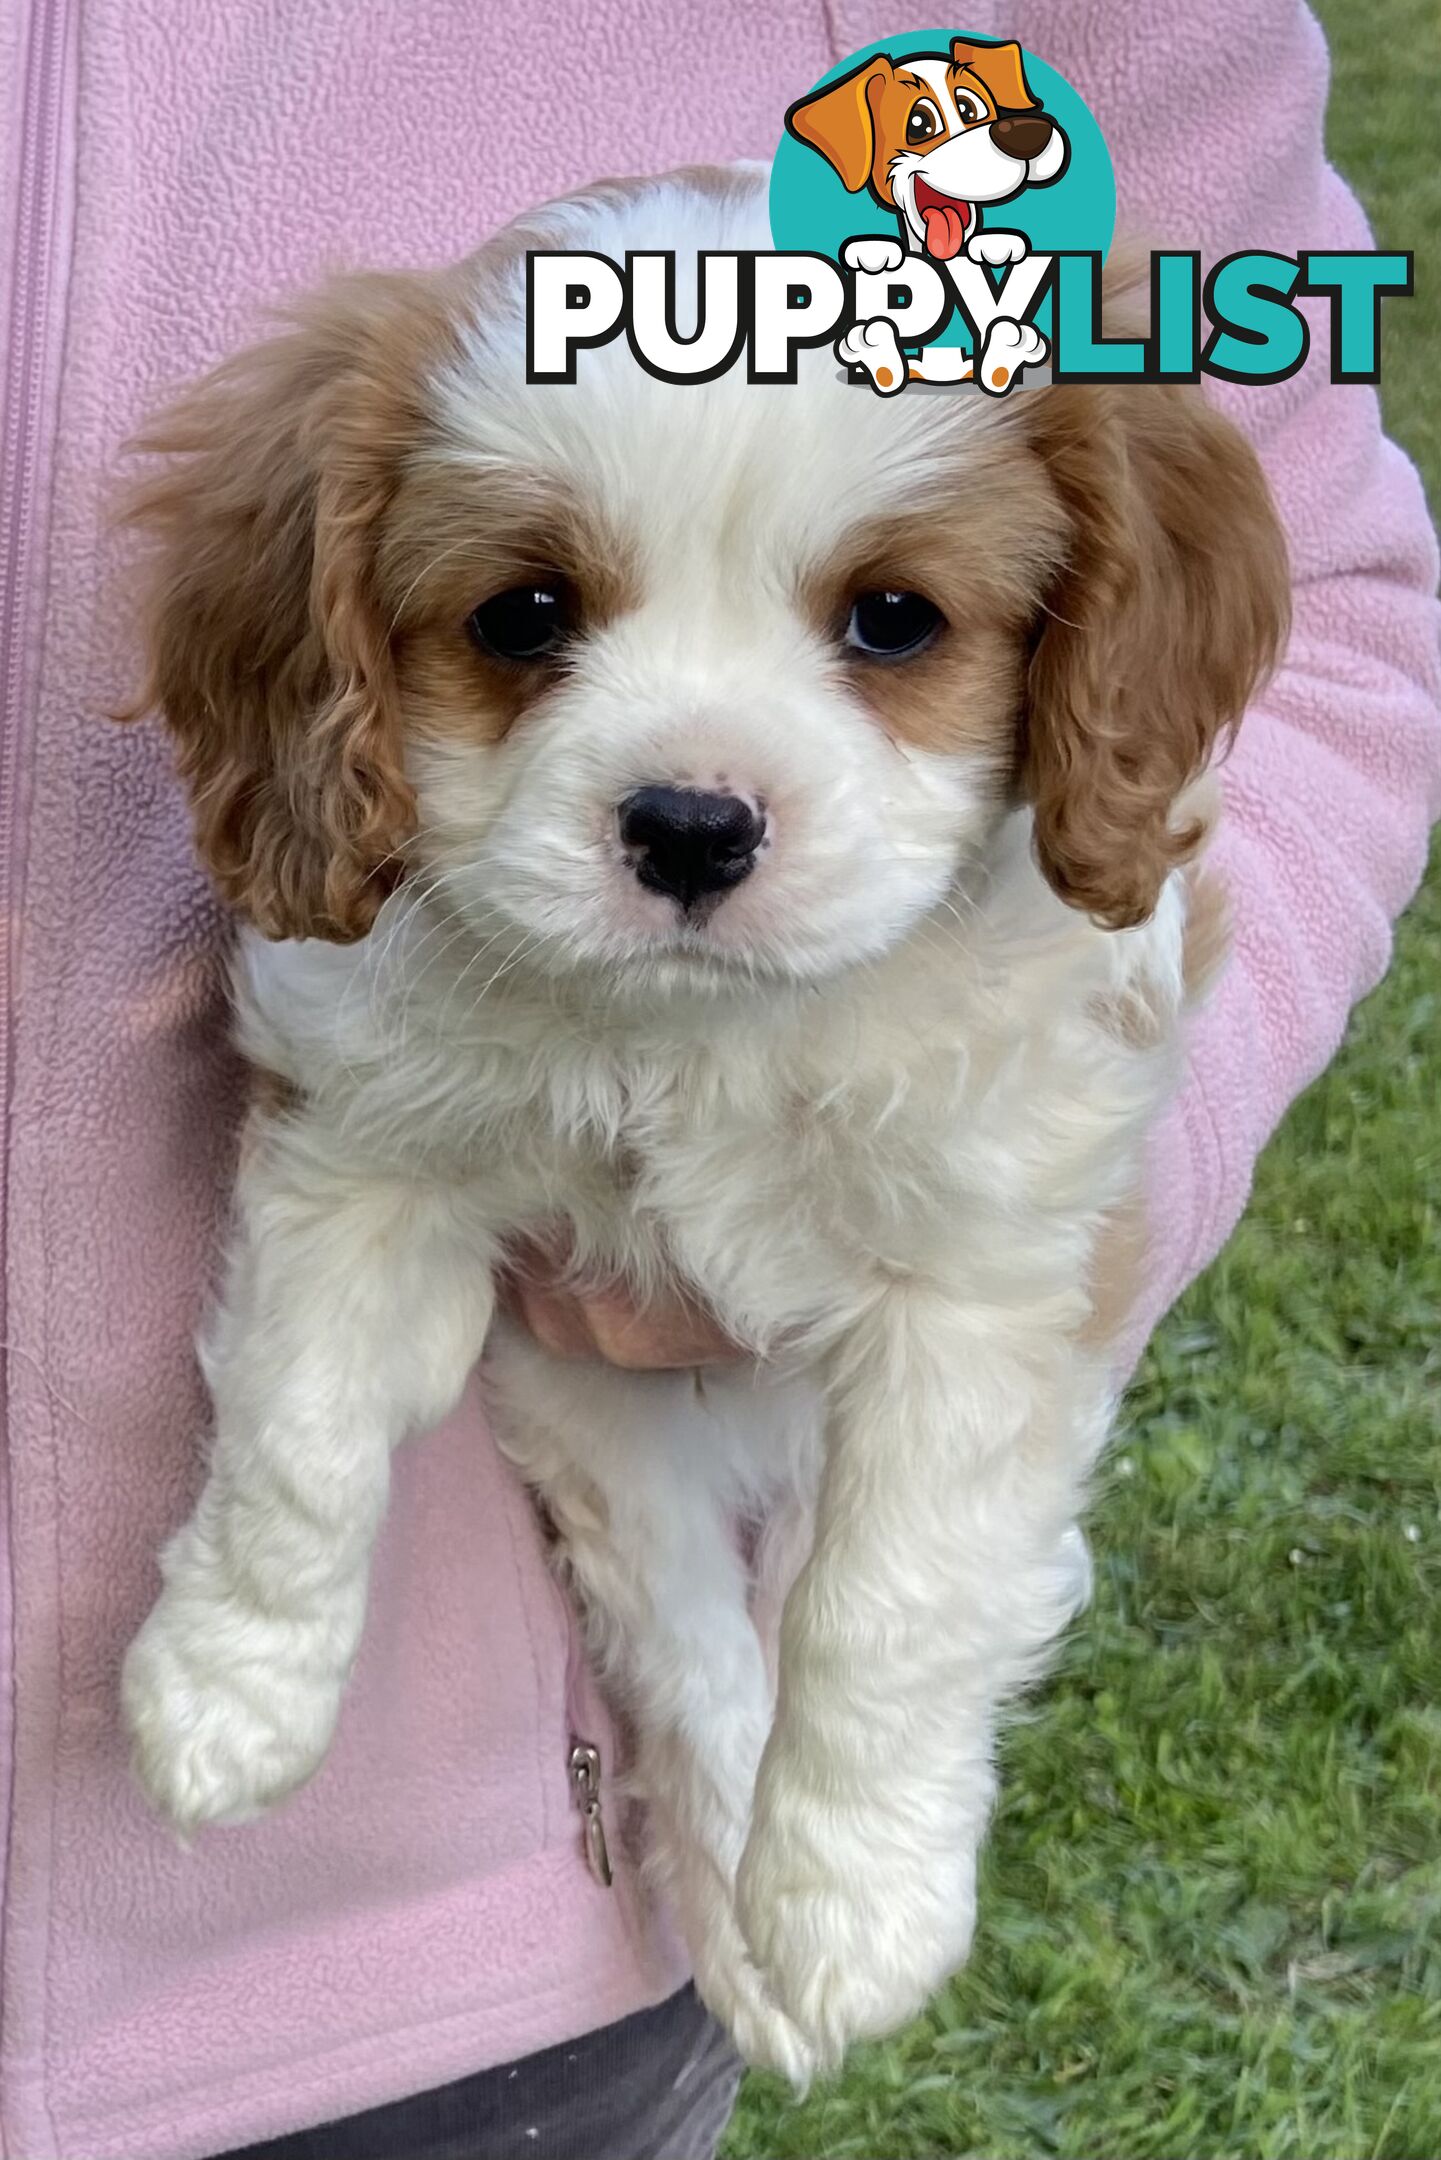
top-left (786, 41), bottom-right (1068, 258)
top-left (121, 171), bottom-right (1287, 994)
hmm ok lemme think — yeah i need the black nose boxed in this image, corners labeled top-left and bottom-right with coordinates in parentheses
top-left (617, 786), bottom-right (765, 908)
top-left (989, 112), bottom-right (1053, 161)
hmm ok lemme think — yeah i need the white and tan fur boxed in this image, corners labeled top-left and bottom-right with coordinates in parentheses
top-left (116, 168), bottom-right (1287, 2082)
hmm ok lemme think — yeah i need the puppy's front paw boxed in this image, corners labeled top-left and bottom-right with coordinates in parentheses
top-left (690, 1901), bottom-right (817, 2090)
top-left (655, 1831), bottom-right (816, 2088)
top-left (736, 1756), bottom-right (979, 2071)
top-left (122, 1593), bottom-right (344, 1831)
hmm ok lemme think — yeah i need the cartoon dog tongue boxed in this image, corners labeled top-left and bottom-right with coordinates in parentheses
top-left (922, 202), bottom-right (968, 259)
top-left (915, 186), bottom-right (970, 261)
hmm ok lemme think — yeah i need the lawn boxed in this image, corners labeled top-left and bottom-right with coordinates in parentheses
top-left (724, 7), bottom-right (1441, 2155)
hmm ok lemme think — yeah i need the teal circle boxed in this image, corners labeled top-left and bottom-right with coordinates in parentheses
top-left (769, 29), bottom-right (1115, 351)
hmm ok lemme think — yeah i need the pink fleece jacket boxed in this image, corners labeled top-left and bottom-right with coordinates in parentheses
top-left (1, 2), bottom-right (1436, 2154)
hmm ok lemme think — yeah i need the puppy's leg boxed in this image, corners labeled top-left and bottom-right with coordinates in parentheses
top-left (736, 1284), bottom-right (1104, 2067)
top-left (123, 1113), bottom-right (497, 1831)
top-left (485, 1321), bottom-right (816, 2084)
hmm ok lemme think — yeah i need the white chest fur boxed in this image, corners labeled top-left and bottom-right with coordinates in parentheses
top-left (235, 820), bottom-right (1183, 1357)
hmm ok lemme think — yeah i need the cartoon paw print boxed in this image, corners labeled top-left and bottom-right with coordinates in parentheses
top-left (837, 317), bottom-right (907, 396)
top-left (966, 230), bottom-right (1030, 268)
top-left (976, 317), bottom-right (1048, 395)
top-left (841, 236), bottom-right (907, 277)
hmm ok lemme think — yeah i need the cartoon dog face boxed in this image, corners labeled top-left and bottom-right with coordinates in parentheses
top-left (787, 38), bottom-right (1069, 260)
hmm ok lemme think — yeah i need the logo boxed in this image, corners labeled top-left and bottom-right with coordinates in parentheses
top-left (773, 32), bottom-right (1108, 392)
top-left (526, 29), bottom-right (1411, 396)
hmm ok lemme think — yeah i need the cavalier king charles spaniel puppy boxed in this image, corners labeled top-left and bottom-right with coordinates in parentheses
top-left (118, 165), bottom-right (1287, 2082)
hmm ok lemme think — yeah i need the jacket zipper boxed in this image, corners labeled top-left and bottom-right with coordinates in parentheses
top-left (567, 1738), bottom-right (613, 1889)
top-left (562, 1607), bottom-right (613, 1888)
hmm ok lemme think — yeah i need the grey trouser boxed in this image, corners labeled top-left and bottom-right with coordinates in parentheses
top-left (217, 1986), bottom-right (742, 2160)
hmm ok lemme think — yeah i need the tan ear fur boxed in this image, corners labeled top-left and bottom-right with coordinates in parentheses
top-left (1022, 378), bottom-right (1289, 930)
top-left (117, 270), bottom-right (460, 942)
top-left (785, 57), bottom-right (893, 193)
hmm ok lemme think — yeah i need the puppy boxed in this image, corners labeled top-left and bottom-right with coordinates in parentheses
top-left (118, 165), bottom-right (1287, 2082)
top-left (787, 38), bottom-right (1068, 263)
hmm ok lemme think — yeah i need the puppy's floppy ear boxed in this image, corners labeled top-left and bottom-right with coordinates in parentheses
top-left (1021, 378), bottom-right (1289, 930)
top-left (118, 270), bottom-right (458, 942)
top-left (951, 38), bottom-right (1038, 112)
top-left (785, 56), bottom-right (894, 193)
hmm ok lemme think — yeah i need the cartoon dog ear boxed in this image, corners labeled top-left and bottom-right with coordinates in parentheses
top-left (950, 37), bottom-right (1039, 112)
top-left (785, 55), bottom-right (895, 193)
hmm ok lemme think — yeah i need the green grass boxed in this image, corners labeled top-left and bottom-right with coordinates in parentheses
top-left (725, 9), bottom-right (1440, 2154)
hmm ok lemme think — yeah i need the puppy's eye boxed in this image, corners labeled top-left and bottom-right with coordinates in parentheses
top-left (954, 91), bottom-right (986, 124)
top-left (466, 581), bottom-right (574, 662)
top-left (905, 99), bottom-right (944, 145)
top-left (846, 590), bottom-right (944, 659)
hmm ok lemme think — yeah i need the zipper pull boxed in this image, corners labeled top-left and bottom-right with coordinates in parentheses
top-left (568, 1739), bottom-right (614, 1889)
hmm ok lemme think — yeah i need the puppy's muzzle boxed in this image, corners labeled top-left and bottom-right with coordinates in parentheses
top-left (988, 112), bottom-right (1054, 161)
top-left (618, 786), bottom-right (764, 910)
